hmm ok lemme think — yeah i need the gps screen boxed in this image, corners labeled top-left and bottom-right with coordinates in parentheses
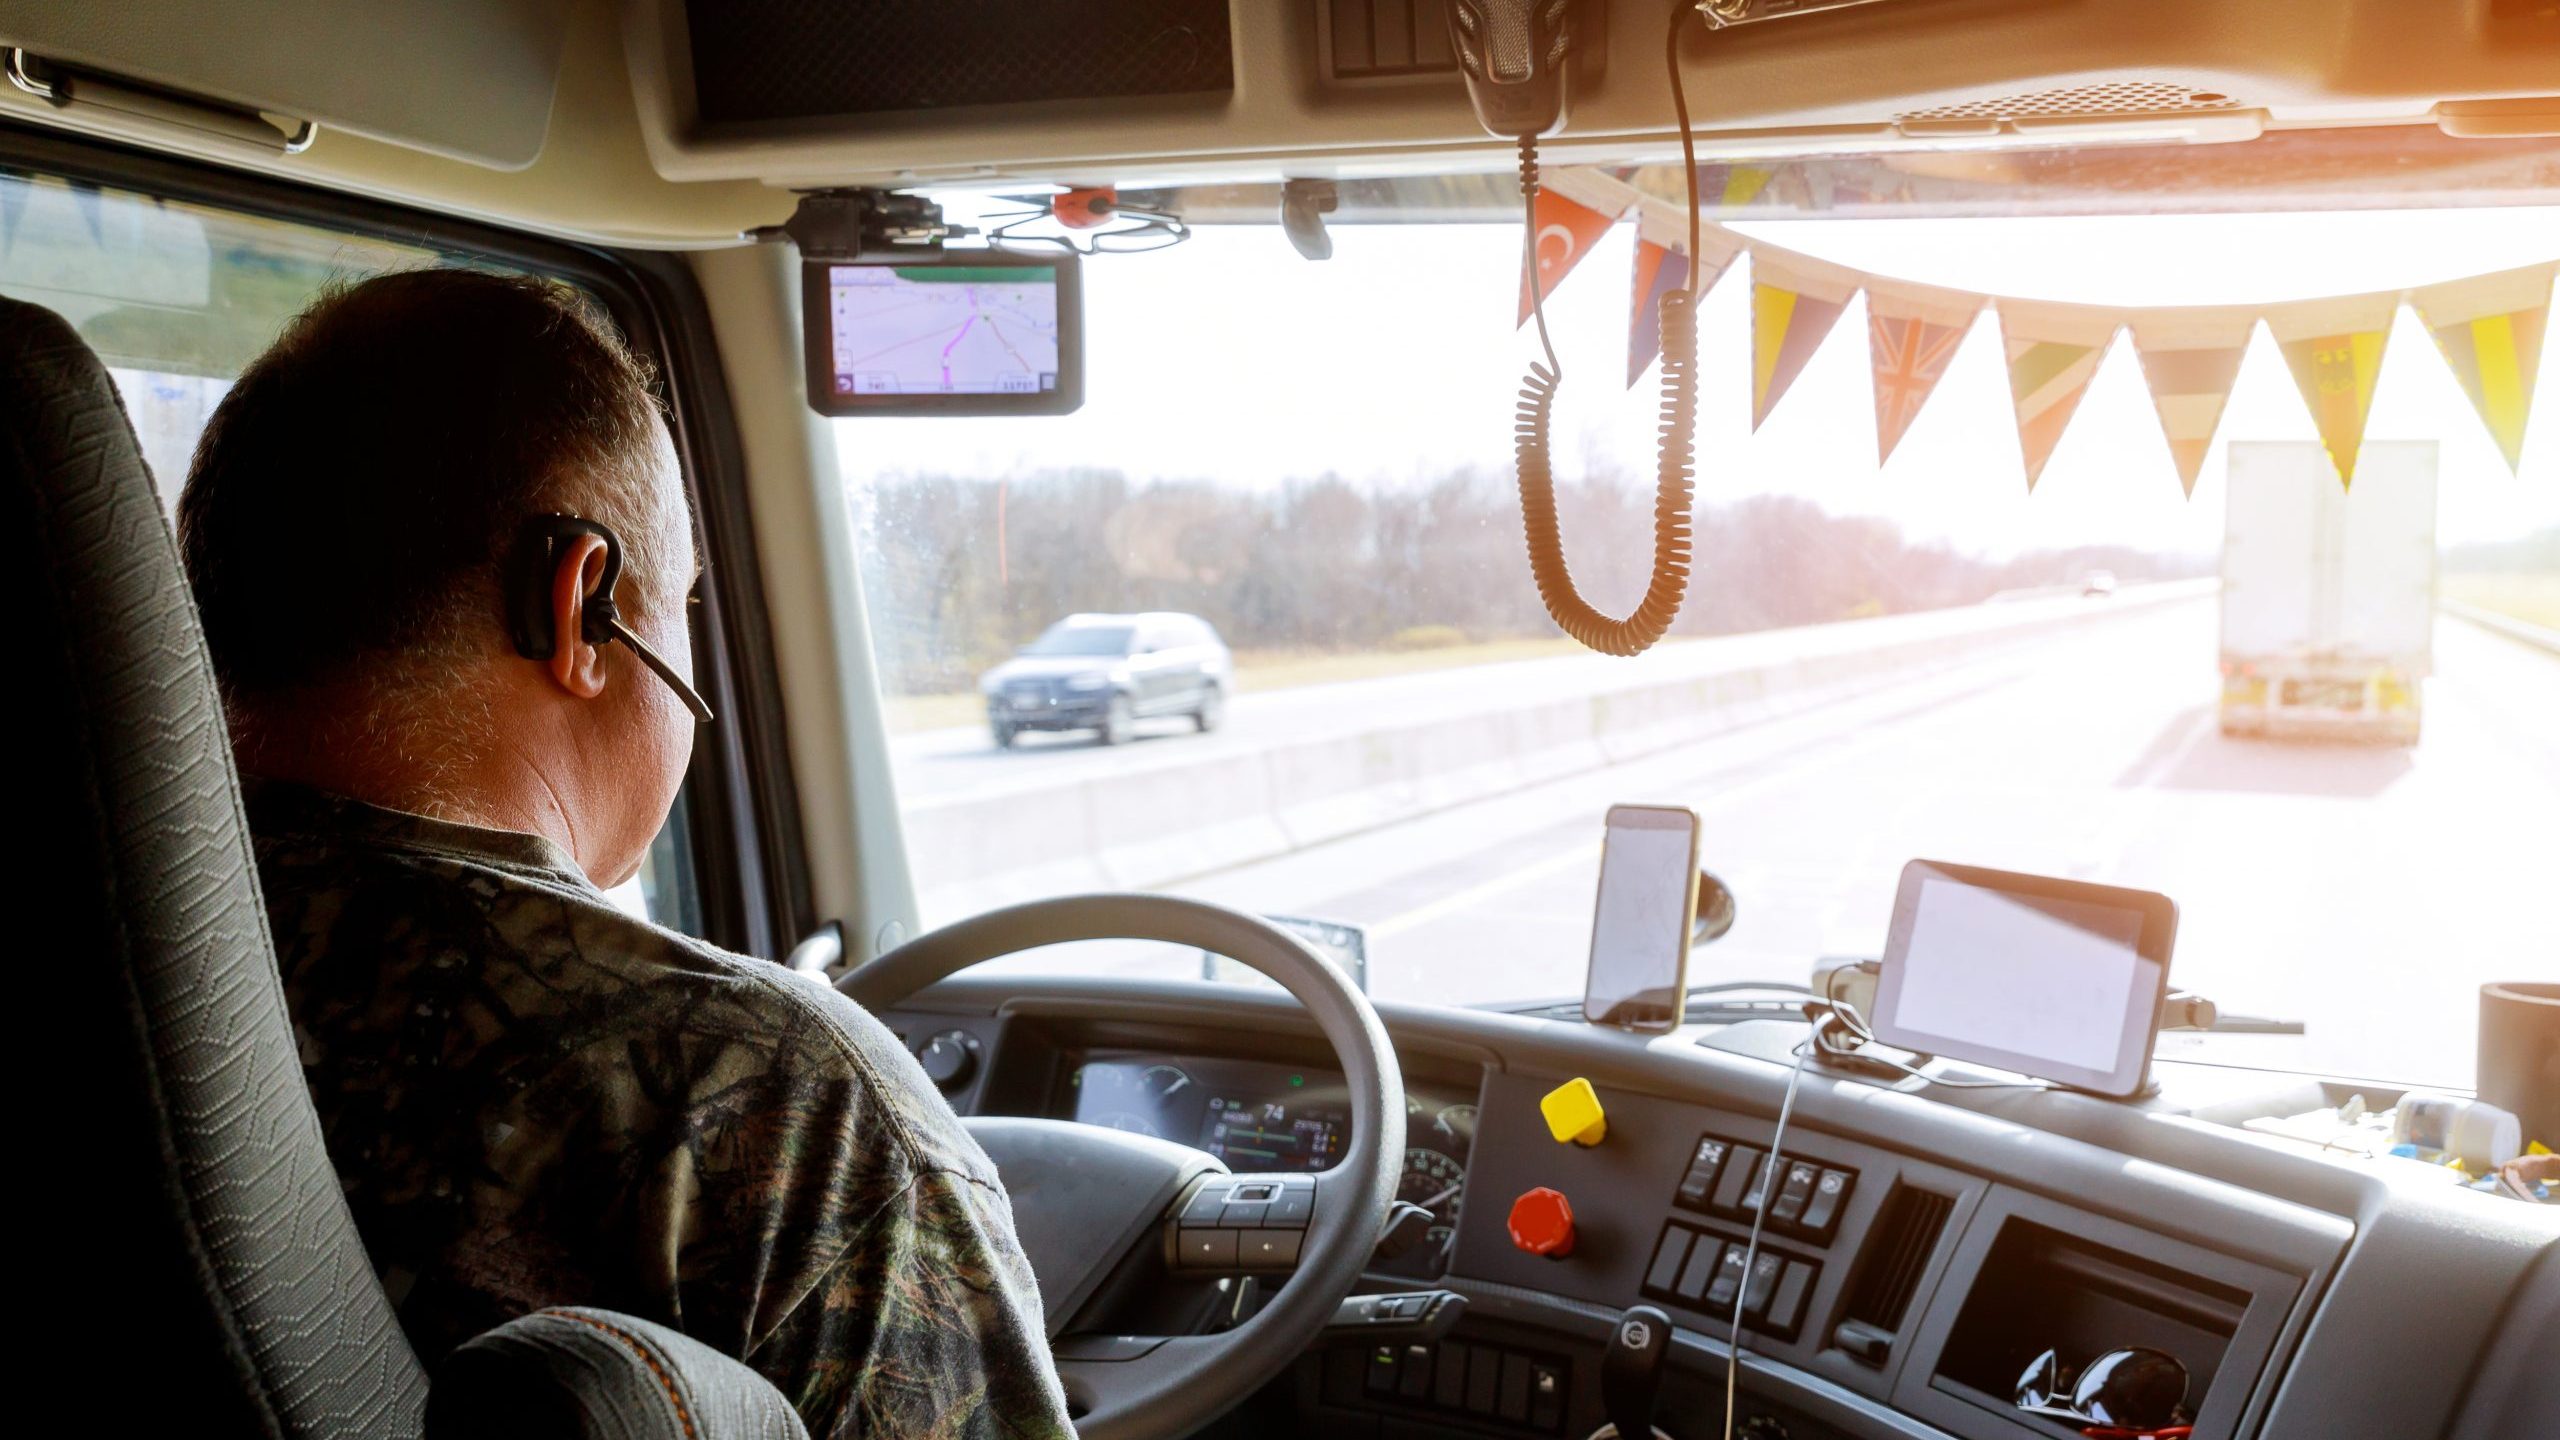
top-left (807, 257), bottom-right (1081, 415)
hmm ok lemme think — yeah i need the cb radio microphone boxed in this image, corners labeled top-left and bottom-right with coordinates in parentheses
top-left (1446, 0), bottom-right (1575, 138)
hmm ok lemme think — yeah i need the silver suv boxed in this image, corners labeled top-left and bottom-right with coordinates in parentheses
top-left (979, 612), bottom-right (1233, 748)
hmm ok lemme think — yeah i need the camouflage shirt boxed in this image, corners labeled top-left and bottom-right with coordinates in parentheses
top-left (247, 782), bottom-right (1073, 1439)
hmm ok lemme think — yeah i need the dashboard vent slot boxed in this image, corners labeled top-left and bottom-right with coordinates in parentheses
top-left (1840, 1184), bottom-right (1952, 1347)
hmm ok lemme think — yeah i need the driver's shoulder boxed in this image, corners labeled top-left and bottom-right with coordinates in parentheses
top-left (645, 928), bottom-right (997, 1183)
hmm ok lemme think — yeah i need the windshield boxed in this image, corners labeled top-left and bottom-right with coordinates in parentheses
top-left (1020, 624), bottom-right (1135, 658)
top-left (845, 185), bottom-right (2558, 1092)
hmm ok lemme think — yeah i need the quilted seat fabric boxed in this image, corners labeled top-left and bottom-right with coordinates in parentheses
top-left (7, 295), bottom-right (431, 1439)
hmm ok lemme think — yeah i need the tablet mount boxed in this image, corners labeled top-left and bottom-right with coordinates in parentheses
top-left (748, 188), bottom-right (967, 263)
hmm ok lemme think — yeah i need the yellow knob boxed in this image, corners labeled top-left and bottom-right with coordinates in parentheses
top-left (1540, 1077), bottom-right (1607, 1146)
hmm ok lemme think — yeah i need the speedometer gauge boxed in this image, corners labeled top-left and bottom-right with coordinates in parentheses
top-left (1399, 1148), bottom-right (1465, 1217)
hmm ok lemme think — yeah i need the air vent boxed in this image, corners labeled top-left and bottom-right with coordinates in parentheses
top-left (1837, 1184), bottom-right (1953, 1356)
top-left (1898, 81), bottom-right (2241, 124)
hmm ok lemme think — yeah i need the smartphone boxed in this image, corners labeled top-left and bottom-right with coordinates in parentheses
top-left (1582, 804), bottom-right (1703, 1029)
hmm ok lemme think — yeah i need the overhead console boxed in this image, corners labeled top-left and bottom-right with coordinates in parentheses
top-left (618, 0), bottom-right (2560, 188)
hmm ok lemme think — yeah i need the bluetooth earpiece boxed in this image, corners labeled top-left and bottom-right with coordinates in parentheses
top-left (507, 514), bottom-right (714, 724)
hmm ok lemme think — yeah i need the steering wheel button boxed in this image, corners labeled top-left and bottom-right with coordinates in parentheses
top-left (1539, 1077), bottom-right (1608, 1146)
top-left (1219, 1197), bottom-right (1274, 1228)
top-left (1179, 1228), bottom-right (1239, 1269)
top-left (1178, 1183), bottom-right (1232, 1225)
top-left (1241, 1229), bottom-right (1301, 1268)
top-left (1507, 1186), bottom-right (1576, 1257)
top-left (1265, 1189), bottom-right (1313, 1224)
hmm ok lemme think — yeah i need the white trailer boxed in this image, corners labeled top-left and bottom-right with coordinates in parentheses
top-left (2219, 440), bottom-right (2437, 745)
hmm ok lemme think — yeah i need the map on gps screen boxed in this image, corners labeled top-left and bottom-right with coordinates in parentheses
top-left (827, 263), bottom-right (1060, 397)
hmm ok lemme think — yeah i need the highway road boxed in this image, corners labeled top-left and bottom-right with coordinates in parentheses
top-left (951, 599), bottom-right (2558, 1092)
top-left (887, 591), bottom-right (2176, 804)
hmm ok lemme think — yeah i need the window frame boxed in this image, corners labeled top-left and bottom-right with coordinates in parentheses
top-left (0, 118), bottom-right (814, 961)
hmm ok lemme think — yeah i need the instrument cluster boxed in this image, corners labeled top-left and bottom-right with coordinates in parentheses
top-left (1058, 1053), bottom-right (1478, 1277)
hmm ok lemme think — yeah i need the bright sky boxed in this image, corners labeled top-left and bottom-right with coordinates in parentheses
top-left (834, 204), bottom-right (2560, 560)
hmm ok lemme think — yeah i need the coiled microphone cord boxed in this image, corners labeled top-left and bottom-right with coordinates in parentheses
top-left (1511, 5), bottom-right (1708, 657)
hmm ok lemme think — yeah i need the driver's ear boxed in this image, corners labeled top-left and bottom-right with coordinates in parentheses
top-left (546, 533), bottom-right (613, 699)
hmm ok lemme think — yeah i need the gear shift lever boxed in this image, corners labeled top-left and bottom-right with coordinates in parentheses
top-left (1598, 1303), bottom-right (1672, 1440)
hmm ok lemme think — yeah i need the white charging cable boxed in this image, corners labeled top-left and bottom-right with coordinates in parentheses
top-left (1722, 1039), bottom-right (1812, 1440)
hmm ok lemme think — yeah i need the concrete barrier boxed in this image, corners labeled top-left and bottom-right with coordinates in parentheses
top-left (2442, 598), bottom-right (2560, 657)
top-left (911, 581), bottom-right (2215, 920)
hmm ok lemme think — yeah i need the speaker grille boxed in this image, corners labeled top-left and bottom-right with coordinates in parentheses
top-left (1899, 81), bottom-right (2240, 123)
top-left (686, 0), bottom-right (1234, 125)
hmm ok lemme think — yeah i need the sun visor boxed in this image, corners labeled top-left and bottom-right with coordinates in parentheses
top-left (0, 0), bottom-right (568, 171)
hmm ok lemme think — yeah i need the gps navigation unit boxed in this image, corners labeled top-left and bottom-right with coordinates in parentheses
top-left (801, 249), bottom-right (1083, 416)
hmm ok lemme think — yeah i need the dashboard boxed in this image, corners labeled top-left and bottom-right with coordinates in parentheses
top-left (884, 980), bottom-right (2556, 1440)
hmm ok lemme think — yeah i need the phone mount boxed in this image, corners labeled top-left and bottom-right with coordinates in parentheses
top-left (1691, 867), bottom-right (1736, 948)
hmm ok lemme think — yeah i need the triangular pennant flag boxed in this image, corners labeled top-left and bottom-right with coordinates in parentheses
top-left (1698, 165), bottom-right (1774, 212)
top-left (1518, 185), bottom-right (1625, 327)
top-left (2129, 306), bottom-right (2257, 497)
top-left (1749, 247), bottom-right (1861, 430)
top-left (2265, 290), bottom-right (2399, 489)
top-left (1625, 211), bottom-right (1740, 386)
top-left (1865, 277), bottom-right (1982, 465)
top-left (2411, 261), bottom-right (2554, 473)
top-left (1998, 299), bottom-right (2121, 492)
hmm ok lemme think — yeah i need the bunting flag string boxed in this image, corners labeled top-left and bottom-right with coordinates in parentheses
top-left (1999, 299), bottom-right (2121, 491)
top-left (2265, 290), bottom-right (2398, 490)
top-left (2130, 307), bottom-right (2257, 497)
top-left (1518, 167), bottom-right (2552, 497)
top-left (2411, 261), bottom-right (2555, 474)
top-left (1517, 175), bottom-right (1630, 328)
top-left (1865, 276), bottom-right (1982, 466)
top-left (1751, 247), bottom-right (1862, 430)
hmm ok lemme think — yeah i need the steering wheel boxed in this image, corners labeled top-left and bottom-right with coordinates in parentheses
top-left (837, 894), bottom-right (1406, 1440)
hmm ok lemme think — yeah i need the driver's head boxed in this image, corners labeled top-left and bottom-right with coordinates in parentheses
top-left (177, 269), bottom-right (696, 886)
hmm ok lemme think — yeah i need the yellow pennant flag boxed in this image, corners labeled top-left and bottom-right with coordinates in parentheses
top-left (1750, 247), bottom-right (1862, 430)
top-left (2265, 291), bottom-right (2399, 490)
top-left (2410, 262), bottom-right (2554, 474)
top-left (1998, 298), bottom-right (2121, 492)
top-left (2129, 307), bottom-right (2257, 498)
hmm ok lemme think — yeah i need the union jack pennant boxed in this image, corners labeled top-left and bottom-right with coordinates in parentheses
top-left (1865, 279), bottom-right (1981, 466)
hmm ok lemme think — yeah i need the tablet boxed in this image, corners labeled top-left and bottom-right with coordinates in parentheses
top-left (802, 249), bottom-right (1082, 416)
top-left (1868, 860), bottom-right (2177, 1097)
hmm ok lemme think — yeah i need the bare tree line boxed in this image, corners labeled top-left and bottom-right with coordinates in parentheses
top-left (849, 466), bottom-right (2210, 695)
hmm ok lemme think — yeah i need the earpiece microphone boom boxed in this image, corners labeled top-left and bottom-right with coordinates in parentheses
top-left (508, 513), bottom-right (715, 725)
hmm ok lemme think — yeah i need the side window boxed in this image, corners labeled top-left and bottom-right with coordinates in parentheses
top-left (0, 168), bottom-right (704, 934)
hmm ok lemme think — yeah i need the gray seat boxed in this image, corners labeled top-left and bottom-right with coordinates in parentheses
top-left (5, 295), bottom-right (806, 1440)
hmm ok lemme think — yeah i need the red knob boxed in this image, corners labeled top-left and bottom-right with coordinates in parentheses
top-left (1508, 1186), bottom-right (1576, 1258)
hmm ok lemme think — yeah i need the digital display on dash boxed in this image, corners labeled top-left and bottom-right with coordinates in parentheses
top-left (1197, 1096), bottom-right (1346, 1172)
top-left (827, 263), bottom-right (1061, 398)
